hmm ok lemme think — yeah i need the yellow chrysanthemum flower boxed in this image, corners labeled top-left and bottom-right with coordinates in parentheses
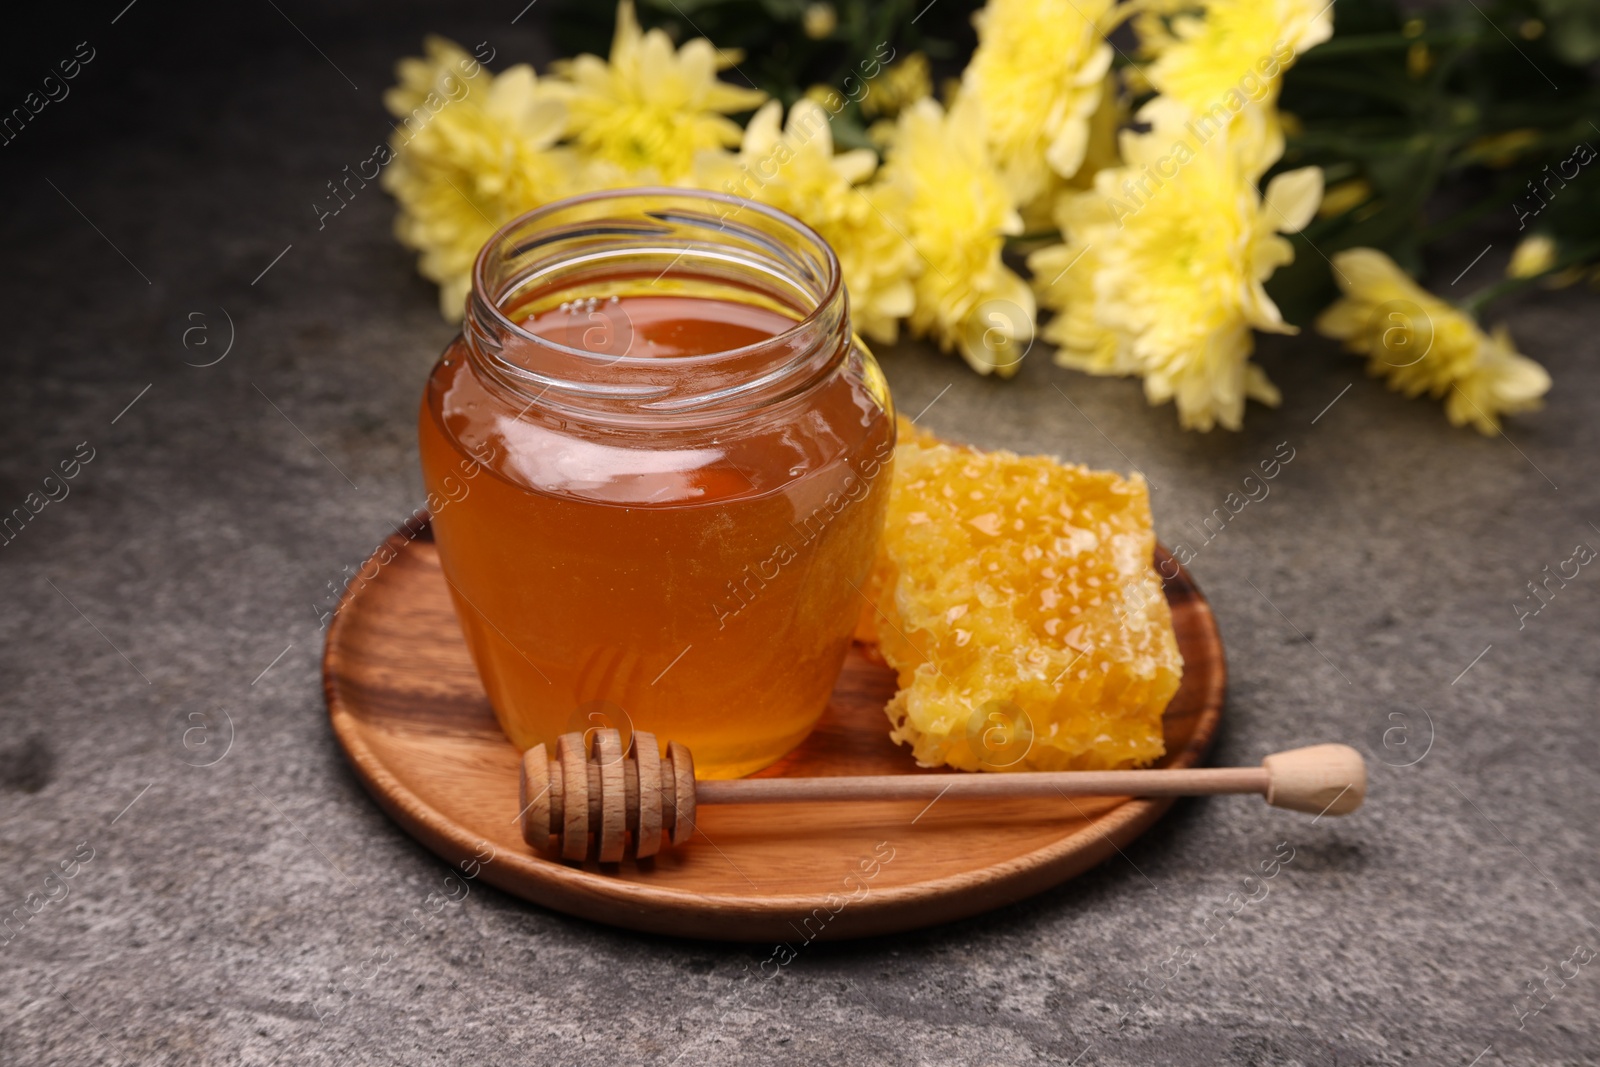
top-left (961, 0), bottom-right (1115, 205)
top-left (802, 3), bottom-right (837, 40)
top-left (547, 1), bottom-right (765, 182)
top-left (1508, 234), bottom-right (1556, 278)
top-left (1018, 70), bottom-right (1126, 233)
top-left (1030, 100), bottom-right (1322, 431)
top-left (385, 35), bottom-right (482, 119)
top-left (1073, 72), bottom-right (1126, 186)
top-left (382, 39), bottom-right (575, 319)
top-left (1318, 177), bottom-right (1373, 218)
top-left (1315, 248), bottom-right (1551, 435)
top-left (693, 100), bottom-right (915, 344)
top-left (861, 52), bottom-right (932, 120)
top-left (1145, 0), bottom-right (1332, 116)
top-left (1460, 128), bottom-right (1541, 168)
top-left (878, 98), bottom-right (1034, 377)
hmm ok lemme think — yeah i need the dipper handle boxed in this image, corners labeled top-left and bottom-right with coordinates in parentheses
top-left (1261, 743), bottom-right (1367, 816)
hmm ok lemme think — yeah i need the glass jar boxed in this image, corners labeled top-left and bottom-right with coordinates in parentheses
top-left (419, 189), bottom-right (895, 778)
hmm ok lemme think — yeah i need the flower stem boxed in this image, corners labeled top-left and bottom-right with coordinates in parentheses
top-left (1300, 28), bottom-right (1485, 59)
top-left (1460, 239), bottom-right (1600, 316)
top-left (1461, 274), bottom-right (1539, 316)
top-left (1418, 177), bottom-right (1528, 243)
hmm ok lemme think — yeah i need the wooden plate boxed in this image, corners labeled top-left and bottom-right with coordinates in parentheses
top-left (324, 525), bottom-right (1225, 942)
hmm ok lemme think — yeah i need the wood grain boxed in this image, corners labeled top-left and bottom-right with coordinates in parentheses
top-left (324, 524), bottom-right (1226, 942)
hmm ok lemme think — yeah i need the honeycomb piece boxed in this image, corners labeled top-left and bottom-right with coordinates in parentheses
top-left (858, 418), bottom-right (1182, 772)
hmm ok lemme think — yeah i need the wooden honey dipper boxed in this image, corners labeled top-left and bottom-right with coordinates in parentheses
top-left (519, 729), bottom-right (1367, 861)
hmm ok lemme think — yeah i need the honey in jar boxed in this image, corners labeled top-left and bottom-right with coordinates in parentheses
top-left (419, 190), bottom-right (894, 778)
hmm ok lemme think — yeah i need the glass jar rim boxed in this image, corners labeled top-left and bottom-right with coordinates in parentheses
top-left (469, 186), bottom-right (844, 370)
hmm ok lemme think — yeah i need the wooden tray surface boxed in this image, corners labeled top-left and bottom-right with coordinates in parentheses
top-left (323, 527), bottom-right (1225, 942)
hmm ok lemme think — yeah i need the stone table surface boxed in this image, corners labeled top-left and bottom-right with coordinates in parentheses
top-left (2, 5), bottom-right (1597, 1066)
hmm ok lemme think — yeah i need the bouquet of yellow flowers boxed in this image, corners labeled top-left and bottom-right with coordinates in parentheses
top-left (382, 0), bottom-right (1598, 434)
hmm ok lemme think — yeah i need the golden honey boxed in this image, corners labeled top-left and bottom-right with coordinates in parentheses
top-left (420, 191), bottom-right (893, 777)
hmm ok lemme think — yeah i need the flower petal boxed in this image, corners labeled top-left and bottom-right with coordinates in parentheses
top-left (1262, 167), bottom-right (1323, 235)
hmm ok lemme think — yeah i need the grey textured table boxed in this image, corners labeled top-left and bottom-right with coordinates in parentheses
top-left (3, 6), bottom-right (1597, 1065)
